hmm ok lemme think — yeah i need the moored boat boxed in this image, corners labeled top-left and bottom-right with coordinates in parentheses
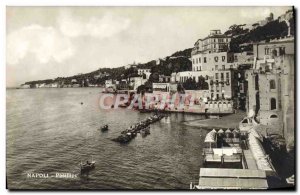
top-left (80, 157), bottom-right (96, 173)
top-left (100, 125), bottom-right (108, 132)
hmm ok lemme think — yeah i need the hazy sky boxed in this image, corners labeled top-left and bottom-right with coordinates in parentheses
top-left (6, 6), bottom-right (291, 87)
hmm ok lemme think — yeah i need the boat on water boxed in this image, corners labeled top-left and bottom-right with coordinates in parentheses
top-left (80, 157), bottom-right (96, 173)
top-left (99, 125), bottom-right (108, 132)
top-left (140, 126), bottom-right (150, 136)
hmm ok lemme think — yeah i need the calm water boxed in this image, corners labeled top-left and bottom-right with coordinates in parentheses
top-left (6, 88), bottom-right (207, 189)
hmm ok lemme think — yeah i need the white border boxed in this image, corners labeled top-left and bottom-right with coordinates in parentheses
top-left (1, 1), bottom-right (299, 195)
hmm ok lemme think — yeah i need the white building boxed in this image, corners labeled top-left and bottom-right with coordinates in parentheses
top-left (152, 83), bottom-right (177, 93)
top-left (137, 69), bottom-right (151, 76)
top-left (105, 79), bottom-right (116, 89)
top-left (192, 30), bottom-right (231, 55)
top-left (130, 76), bottom-right (147, 90)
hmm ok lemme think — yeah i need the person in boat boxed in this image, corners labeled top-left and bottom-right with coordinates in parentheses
top-left (86, 161), bottom-right (91, 165)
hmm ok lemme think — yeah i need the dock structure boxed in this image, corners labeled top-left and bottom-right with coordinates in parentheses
top-left (243, 149), bottom-right (258, 169)
top-left (192, 128), bottom-right (277, 190)
top-left (192, 168), bottom-right (268, 190)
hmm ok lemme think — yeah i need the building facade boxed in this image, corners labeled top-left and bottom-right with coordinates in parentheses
top-left (191, 30), bottom-right (231, 55)
top-left (246, 38), bottom-right (294, 146)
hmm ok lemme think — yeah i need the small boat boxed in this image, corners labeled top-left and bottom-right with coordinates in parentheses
top-left (80, 157), bottom-right (96, 173)
top-left (140, 126), bottom-right (150, 136)
top-left (100, 125), bottom-right (108, 132)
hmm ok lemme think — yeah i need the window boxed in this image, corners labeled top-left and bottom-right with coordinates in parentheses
top-left (272, 49), bottom-right (278, 56)
top-left (216, 94), bottom-right (219, 99)
top-left (230, 65), bottom-right (233, 69)
top-left (255, 75), bottom-right (259, 90)
top-left (215, 73), bottom-right (219, 79)
top-left (226, 72), bottom-right (229, 79)
top-left (196, 58), bottom-right (198, 64)
top-left (199, 66), bottom-right (202, 71)
top-left (222, 65), bottom-right (225, 70)
top-left (222, 56), bottom-right (226, 62)
top-left (204, 57), bottom-right (207, 63)
top-left (221, 73), bottom-right (224, 80)
top-left (279, 47), bottom-right (286, 55)
top-left (215, 65), bottom-right (218, 70)
top-left (270, 98), bottom-right (276, 110)
top-left (265, 48), bottom-right (270, 55)
top-left (270, 114), bottom-right (278, 118)
top-left (193, 59), bottom-right (195, 64)
top-left (199, 57), bottom-right (201, 63)
top-left (214, 56), bottom-right (219, 62)
top-left (270, 80), bottom-right (276, 89)
top-left (234, 55), bottom-right (238, 62)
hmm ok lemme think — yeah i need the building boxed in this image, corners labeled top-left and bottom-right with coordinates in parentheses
top-left (192, 51), bottom-right (235, 72)
top-left (191, 30), bottom-right (233, 72)
top-left (258, 13), bottom-right (274, 26)
top-left (129, 76), bottom-right (147, 90)
top-left (233, 52), bottom-right (254, 67)
top-left (278, 9), bottom-right (293, 23)
top-left (125, 62), bottom-right (138, 69)
top-left (159, 75), bottom-right (171, 83)
top-left (105, 79), bottom-right (116, 89)
top-left (152, 83), bottom-right (177, 94)
top-left (192, 30), bottom-right (231, 55)
top-left (246, 37), bottom-right (294, 146)
top-left (137, 69), bottom-right (151, 79)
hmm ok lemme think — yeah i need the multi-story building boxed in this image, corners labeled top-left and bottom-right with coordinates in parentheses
top-left (191, 51), bottom-right (235, 71)
top-left (159, 75), bottom-right (171, 83)
top-left (171, 69), bottom-right (236, 101)
top-left (246, 37), bottom-right (294, 146)
top-left (129, 76), bottom-right (147, 90)
top-left (137, 69), bottom-right (151, 76)
top-left (192, 30), bottom-right (231, 55)
top-left (191, 30), bottom-right (233, 72)
top-left (278, 9), bottom-right (294, 23)
top-left (177, 30), bottom-right (237, 103)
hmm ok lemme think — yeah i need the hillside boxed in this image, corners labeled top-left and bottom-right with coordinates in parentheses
top-left (25, 48), bottom-right (193, 87)
top-left (23, 11), bottom-right (294, 87)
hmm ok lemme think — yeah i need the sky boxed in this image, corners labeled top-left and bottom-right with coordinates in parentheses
top-left (6, 6), bottom-right (291, 87)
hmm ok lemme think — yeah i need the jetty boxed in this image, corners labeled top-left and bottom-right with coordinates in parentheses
top-left (111, 113), bottom-right (165, 143)
top-left (191, 128), bottom-right (277, 190)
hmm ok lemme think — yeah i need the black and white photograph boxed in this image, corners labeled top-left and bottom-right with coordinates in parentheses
top-left (5, 5), bottom-right (295, 190)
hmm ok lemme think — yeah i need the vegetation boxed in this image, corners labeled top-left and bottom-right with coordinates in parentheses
top-left (228, 20), bottom-right (290, 52)
top-left (24, 13), bottom-right (294, 88)
top-left (182, 76), bottom-right (209, 90)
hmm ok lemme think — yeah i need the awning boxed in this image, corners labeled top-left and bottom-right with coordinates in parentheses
top-left (204, 130), bottom-right (216, 143)
top-left (218, 129), bottom-right (224, 134)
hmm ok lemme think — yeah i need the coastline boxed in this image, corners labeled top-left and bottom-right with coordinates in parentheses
top-left (184, 111), bottom-right (246, 129)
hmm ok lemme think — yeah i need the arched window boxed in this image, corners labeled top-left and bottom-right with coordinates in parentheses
top-left (270, 114), bottom-right (278, 118)
top-left (270, 98), bottom-right (276, 110)
top-left (272, 49), bottom-right (278, 56)
top-left (214, 56), bottom-right (219, 62)
top-left (270, 80), bottom-right (276, 89)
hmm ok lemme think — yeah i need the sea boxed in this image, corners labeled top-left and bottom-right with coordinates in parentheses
top-left (6, 88), bottom-right (207, 190)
